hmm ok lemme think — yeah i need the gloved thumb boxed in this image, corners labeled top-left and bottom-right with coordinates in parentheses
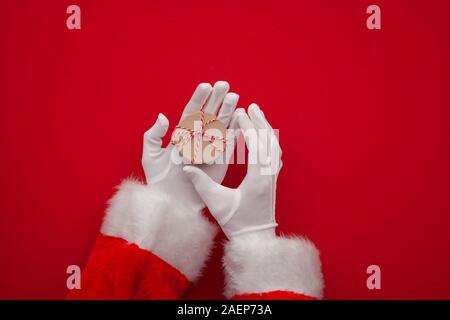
top-left (143, 113), bottom-right (169, 156)
top-left (183, 166), bottom-right (240, 226)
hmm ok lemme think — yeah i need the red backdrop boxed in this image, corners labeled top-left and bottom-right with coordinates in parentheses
top-left (1, 0), bottom-right (450, 299)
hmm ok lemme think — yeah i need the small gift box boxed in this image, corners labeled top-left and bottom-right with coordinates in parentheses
top-left (171, 111), bottom-right (226, 164)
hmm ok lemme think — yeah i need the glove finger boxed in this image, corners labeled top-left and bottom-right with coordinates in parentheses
top-left (183, 166), bottom-right (239, 225)
top-left (203, 81), bottom-right (229, 115)
top-left (248, 103), bottom-right (270, 159)
top-left (236, 110), bottom-right (259, 168)
top-left (217, 92), bottom-right (239, 127)
top-left (143, 113), bottom-right (169, 157)
top-left (249, 104), bottom-right (281, 158)
top-left (217, 109), bottom-right (240, 165)
top-left (248, 103), bottom-right (268, 131)
top-left (252, 105), bottom-right (282, 174)
top-left (181, 83), bottom-right (212, 121)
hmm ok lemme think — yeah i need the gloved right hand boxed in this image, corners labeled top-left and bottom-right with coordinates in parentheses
top-left (183, 103), bottom-right (282, 239)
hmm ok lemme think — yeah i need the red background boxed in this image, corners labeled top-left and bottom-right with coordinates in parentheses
top-left (1, 0), bottom-right (450, 299)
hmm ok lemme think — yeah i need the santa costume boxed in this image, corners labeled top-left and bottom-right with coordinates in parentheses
top-left (67, 82), bottom-right (324, 300)
top-left (66, 179), bottom-right (324, 300)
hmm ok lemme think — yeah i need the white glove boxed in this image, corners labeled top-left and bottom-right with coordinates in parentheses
top-left (102, 82), bottom-right (239, 281)
top-left (142, 81), bottom-right (239, 212)
top-left (183, 103), bottom-right (282, 238)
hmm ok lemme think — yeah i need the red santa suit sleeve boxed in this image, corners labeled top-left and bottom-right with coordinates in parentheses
top-left (222, 233), bottom-right (324, 300)
top-left (67, 179), bottom-right (217, 300)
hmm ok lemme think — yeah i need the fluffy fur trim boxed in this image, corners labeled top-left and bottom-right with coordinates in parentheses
top-left (223, 233), bottom-right (324, 299)
top-left (101, 178), bottom-right (217, 282)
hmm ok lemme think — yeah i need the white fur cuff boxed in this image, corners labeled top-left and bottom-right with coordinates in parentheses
top-left (223, 233), bottom-right (324, 299)
top-left (100, 179), bottom-right (217, 282)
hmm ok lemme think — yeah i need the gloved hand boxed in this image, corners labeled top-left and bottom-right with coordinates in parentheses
top-left (183, 103), bottom-right (282, 238)
top-left (182, 104), bottom-right (324, 301)
top-left (142, 81), bottom-right (239, 212)
top-left (101, 81), bottom-right (240, 283)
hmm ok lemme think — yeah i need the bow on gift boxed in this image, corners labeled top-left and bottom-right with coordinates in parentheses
top-left (171, 111), bottom-right (227, 164)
